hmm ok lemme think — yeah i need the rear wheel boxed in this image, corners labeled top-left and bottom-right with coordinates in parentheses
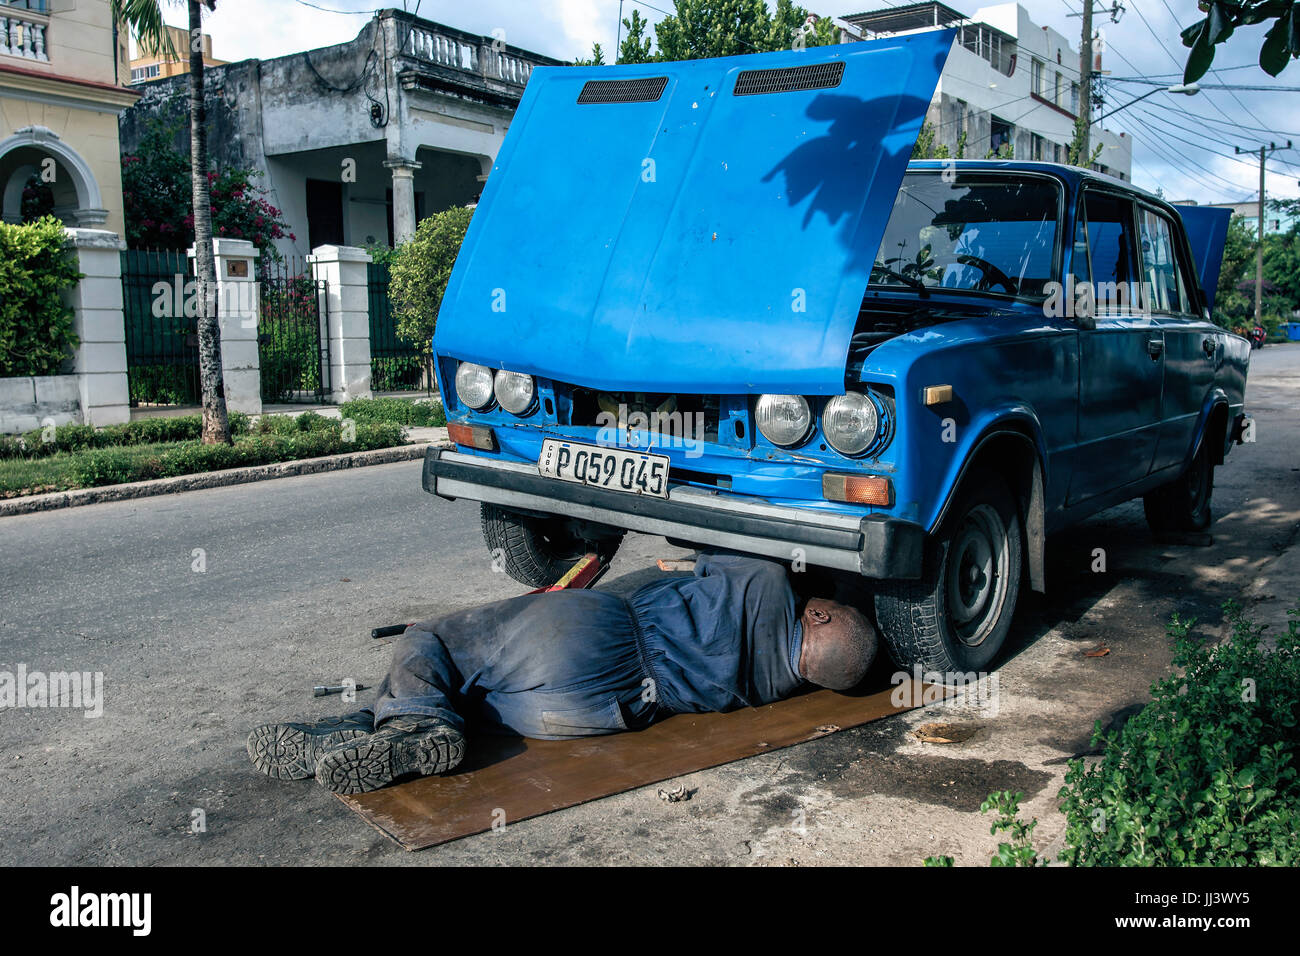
top-left (480, 503), bottom-right (624, 588)
top-left (1143, 440), bottom-right (1214, 533)
top-left (873, 471), bottom-right (1022, 676)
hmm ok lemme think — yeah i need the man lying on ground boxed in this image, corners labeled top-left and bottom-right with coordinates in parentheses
top-left (247, 552), bottom-right (877, 794)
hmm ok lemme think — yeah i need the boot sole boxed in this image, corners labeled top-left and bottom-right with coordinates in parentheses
top-left (247, 724), bottom-right (370, 780)
top-left (316, 729), bottom-right (466, 794)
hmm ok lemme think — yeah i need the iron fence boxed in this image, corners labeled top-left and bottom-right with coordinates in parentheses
top-left (367, 261), bottom-right (428, 392)
top-left (121, 248), bottom-right (200, 408)
top-left (258, 256), bottom-right (330, 404)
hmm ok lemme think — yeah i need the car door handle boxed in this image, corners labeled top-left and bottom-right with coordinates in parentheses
top-left (1202, 337), bottom-right (1217, 358)
top-left (1147, 338), bottom-right (1164, 359)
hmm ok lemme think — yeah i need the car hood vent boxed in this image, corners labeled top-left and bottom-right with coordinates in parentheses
top-left (734, 60), bottom-right (844, 95)
top-left (578, 76), bottom-right (669, 104)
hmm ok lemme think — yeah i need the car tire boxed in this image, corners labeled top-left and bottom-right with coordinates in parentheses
top-left (480, 503), bottom-right (624, 589)
top-left (1143, 440), bottom-right (1214, 533)
top-left (873, 471), bottom-right (1022, 677)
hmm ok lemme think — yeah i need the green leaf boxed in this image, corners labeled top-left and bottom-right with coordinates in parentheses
top-left (1260, 15), bottom-right (1292, 76)
top-left (1185, 28), bottom-right (1217, 83)
top-left (1207, 2), bottom-right (1236, 44)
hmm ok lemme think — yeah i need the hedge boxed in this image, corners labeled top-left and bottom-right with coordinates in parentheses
top-left (0, 412), bottom-right (252, 459)
top-left (0, 217), bottom-right (82, 377)
top-left (72, 421), bottom-right (405, 487)
top-left (339, 396), bottom-right (445, 427)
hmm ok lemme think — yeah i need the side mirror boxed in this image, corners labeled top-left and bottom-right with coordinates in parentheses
top-left (1075, 312), bottom-right (1096, 331)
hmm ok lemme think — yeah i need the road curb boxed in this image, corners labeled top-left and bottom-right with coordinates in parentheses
top-left (0, 440), bottom-right (448, 518)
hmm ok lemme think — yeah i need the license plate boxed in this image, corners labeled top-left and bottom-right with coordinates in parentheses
top-left (537, 439), bottom-right (669, 498)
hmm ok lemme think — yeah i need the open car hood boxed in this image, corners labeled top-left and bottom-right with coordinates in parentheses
top-left (1172, 204), bottom-right (1232, 313)
top-left (433, 30), bottom-right (955, 395)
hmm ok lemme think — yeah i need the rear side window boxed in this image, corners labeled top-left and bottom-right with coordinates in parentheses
top-left (1081, 191), bottom-right (1137, 287)
top-left (1137, 208), bottom-right (1192, 314)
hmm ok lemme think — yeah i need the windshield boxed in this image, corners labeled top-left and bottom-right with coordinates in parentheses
top-left (871, 173), bottom-right (1060, 298)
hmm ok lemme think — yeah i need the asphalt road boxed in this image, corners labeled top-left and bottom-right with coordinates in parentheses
top-left (2, 344), bottom-right (1298, 866)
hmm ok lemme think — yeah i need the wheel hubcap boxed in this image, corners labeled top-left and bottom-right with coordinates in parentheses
top-left (946, 503), bottom-right (1009, 647)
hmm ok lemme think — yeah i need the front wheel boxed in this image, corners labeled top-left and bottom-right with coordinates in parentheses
top-left (873, 471), bottom-right (1022, 676)
top-left (480, 504), bottom-right (624, 589)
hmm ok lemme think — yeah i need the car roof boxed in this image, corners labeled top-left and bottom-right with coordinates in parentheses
top-left (906, 159), bottom-right (1162, 205)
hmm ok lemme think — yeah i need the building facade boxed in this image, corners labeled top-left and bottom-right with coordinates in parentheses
top-left (120, 10), bottom-right (561, 259)
top-left (0, 0), bottom-right (138, 234)
top-left (129, 23), bottom-right (224, 85)
top-left (841, 2), bottom-right (1133, 181)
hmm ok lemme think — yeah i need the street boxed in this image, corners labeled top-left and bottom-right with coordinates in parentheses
top-left (2, 344), bottom-right (1297, 866)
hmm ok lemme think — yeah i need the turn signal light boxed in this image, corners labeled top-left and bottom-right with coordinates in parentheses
top-left (823, 473), bottom-right (892, 506)
top-left (447, 422), bottom-right (497, 452)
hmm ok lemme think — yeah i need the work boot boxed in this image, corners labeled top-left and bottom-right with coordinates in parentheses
top-left (246, 712), bottom-right (374, 780)
top-left (314, 715), bottom-right (466, 795)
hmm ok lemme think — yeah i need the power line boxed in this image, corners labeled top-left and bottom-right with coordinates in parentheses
top-left (1105, 76), bottom-right (1300, 91)
top-left (1128, 0), bottom-right (1244, 131)
top-left (1109, 63), bottom-right (1275, 79)
top-left (291, 0), bottom-right (381, 13)
top-left (1155, 0), bottom-right (1273, 133)
top-left (1108, 110), bottom-right (1257, 193)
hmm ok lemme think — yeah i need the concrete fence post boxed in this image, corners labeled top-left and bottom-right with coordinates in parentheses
top-left (307, 244), bottom-right (373, 403)
top-left (189, 238), bottom-right (262, 416)
top-left (61, 228), bottom-right (129, 427)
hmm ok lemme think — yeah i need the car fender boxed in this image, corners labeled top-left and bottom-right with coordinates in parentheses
top-left (928, 406), bottom-right (1048, 592)
top-left (1190, 389), bottom-right (1233, 466)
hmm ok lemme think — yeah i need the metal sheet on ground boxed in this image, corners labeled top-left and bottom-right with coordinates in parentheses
top-left (336, 679), bottom-right (950, 850)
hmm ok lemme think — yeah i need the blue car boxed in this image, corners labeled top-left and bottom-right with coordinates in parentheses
top-left (421, 29), bottom-right (1250, 675)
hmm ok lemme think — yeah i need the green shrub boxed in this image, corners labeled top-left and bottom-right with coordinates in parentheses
top-left (389, 205), bottom-right (474, 351)
top-left (4, 413), bottom-right (251, 460)
top-left (1058, 604), bottom-right (1300, 866)
top-left (0, 217), bottom-right (82, 377)
top-left (339, 396), bottom-right (445, 427)
top-left (70, 420), bottom-right (406, 487)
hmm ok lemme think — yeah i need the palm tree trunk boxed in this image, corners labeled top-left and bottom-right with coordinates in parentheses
top-left (189, 0), bottom-right (230, 444)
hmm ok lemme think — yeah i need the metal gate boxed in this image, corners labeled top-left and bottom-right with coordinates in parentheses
top-left (367, 261), bottom-right (427, 392)
top-left (122, 248), bottom-right (200, 408)
top-left (258, 256), bottom-right (330, 404)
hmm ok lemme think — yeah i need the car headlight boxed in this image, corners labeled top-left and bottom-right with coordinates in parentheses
top-left (755, 394), bottom-right (812, 447)
top-left (822, 392), bottom-right (880, 456)
top-left (455, 362), bottom-right (495, 410)
top-left (494, 370), bottom-right (535, 415)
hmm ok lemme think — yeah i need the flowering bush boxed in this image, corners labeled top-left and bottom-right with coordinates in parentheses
top-left (122, 117), bottom-right (294, 260)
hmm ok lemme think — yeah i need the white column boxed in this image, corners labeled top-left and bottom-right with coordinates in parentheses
top-left (307, 244), bottom-right (373, 403)
top-left (384, 159), bottom-right (422, 244)
top-left (189, 238), bottom-right (262, 416)
top-left (62, 229), bottom-right (129, 427)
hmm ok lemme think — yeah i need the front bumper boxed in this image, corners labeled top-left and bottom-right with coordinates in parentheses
top-left (422, 447), bottom-right (923, 578)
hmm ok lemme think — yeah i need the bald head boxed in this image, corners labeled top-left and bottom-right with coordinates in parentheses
top-left (797, 597), bottom-right (877, 691)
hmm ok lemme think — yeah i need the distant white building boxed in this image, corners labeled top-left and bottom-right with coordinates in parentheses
top-left (839, 2), bottom-right (1133, 181)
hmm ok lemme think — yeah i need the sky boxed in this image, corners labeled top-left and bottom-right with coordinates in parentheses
top-left (160, 0), bottom-right (1300, 204)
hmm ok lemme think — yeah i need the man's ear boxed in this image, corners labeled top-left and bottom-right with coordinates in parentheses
top-left (807, 605), bottom-right (830, 625)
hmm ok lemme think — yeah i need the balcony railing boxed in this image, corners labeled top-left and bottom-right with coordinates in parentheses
top-left (404, 23), bottom-right (540, 87)
top-left (0, 8), bottom-right (48, 62)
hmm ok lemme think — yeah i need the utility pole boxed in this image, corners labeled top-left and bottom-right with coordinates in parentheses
top-left (1235, 140), bottom-right (1293, 325)
top-left (1068, 4), bottom-right (1124, 168)
top-left (1079, 0), bottom-right (1093, 165)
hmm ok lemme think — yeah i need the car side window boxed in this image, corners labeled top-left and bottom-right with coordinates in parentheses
top-left (1071, 198), bottom-right (1092, 285)
top-left (1082, 191), bottom-right (1137, 296)
top-left (1137, 207), bottom-right (1192, 315)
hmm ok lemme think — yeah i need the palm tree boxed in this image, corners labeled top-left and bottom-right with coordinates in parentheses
top-left (113, 0), bottom-right (230, 444)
